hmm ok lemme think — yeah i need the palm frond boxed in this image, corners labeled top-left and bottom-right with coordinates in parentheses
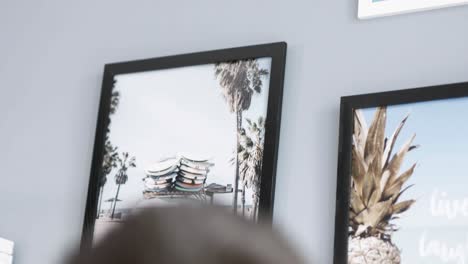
top-left (236, 116), bottom-right (265, 191)
top-left (214, 59), bottom-right (269, 113)
top-left (114, 151), bottom-right (137, 185)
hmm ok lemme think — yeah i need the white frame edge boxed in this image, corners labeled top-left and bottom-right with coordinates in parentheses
top-left (358, 0), bottom-right (468, 19)
top-left (0, 238), bottom-right (13, 264)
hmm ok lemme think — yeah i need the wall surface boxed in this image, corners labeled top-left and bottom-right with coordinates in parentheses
top-left (1, 1), bottom-right (467, 263)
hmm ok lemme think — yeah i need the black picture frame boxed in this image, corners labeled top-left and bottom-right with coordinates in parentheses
top-left (81, 42), bottom-right (287, 248)
top-left (333, 81), bottom-right (468, 263)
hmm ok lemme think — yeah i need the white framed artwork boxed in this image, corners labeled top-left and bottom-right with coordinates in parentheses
top-left (358, 0), bottom-right (468, 19)
top-left (0, 238), bottom-right (13, 264)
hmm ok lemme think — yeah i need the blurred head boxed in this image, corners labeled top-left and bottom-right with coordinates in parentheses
top-left (71, 206), bottom-right (303, 264)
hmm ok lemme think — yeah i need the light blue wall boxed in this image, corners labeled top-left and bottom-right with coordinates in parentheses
top-left (1, 1), bottom-right (467, 263)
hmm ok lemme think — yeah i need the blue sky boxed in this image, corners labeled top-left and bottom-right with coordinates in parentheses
top-left (360, 97), bottom-right (468, 263)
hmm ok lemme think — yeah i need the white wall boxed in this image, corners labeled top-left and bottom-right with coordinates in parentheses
top-left (1, 1), bottom-right (467, 263)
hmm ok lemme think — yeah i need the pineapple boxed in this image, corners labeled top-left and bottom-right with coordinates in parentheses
top-left (348, 107), bottom-right (418, 264)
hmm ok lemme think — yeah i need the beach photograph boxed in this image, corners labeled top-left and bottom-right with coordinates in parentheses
top-left (92, 58), bottom-right (273, 242)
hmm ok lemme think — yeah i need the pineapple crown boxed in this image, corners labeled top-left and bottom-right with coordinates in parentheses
top-left (349, 106), bottom-right (418, 241)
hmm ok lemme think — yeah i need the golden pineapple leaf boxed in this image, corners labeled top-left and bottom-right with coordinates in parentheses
top-left (351, 146), bottom-right (367, 194)
top-left (354, 109), bottom-right (368, 157)
top-left (361, 170), bottom-right (376, 207)
top-left (382, 113), bottom-right (410, 169)
top-left (383, 163), bottom-right (416, 200)
top-left (355, 225), bottom-right (368, 236)
top-left (392, 163), bottom-right (416, 188)
top-left (367, 153), bottom-right (383, 199)
top-left (350, 188), bottom-right (366, 214)
top-left (354, 200), bottom-right (392, 231)
top-left (368, 187), bottom-right (382, 208)
top-left (364, 107), bottom-right (386, 166)
top-left (384, 134), bottom-right (416, 186)
top-left (392, 200), bottom-right (415, 214)
top-left (393, 184), bottom-right (415, 203)
top-left (379, 170), bottom-right (391, 193)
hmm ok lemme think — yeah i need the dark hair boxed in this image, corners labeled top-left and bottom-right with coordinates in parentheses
top-left (71, 206), bottom-right (303, 264)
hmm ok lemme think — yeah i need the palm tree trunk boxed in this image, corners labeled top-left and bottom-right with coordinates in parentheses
top-left (255, 187), bottom-right (261, 221)
top-left (233, 111), bottom-right (242, 214)
top-left (254, 176), bottom-right (262, 221)
top-left (111, 184), bottom-right (121, 219)
top-left (253, 200), bottom-right (258, 221)
top-left (242, 185), bottom-right (246, 216)
top-left (97, 186), bottom-right (104, 219)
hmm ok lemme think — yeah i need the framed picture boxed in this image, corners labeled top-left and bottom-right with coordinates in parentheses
top-left (0, 237), bottom-right (14, 264)
top-left (82, 42), bottom-right (287, 247)
top-left (358, 0), bottom-right (468, 19)
top-left (334, 82), bottom-right (468, 263)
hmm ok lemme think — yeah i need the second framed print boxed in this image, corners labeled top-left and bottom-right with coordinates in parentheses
top-left (358, 0), bottom-right (468, 19)
top-left (82, 42), bottom-right (287, 247)
top-left (335, 82), bottom-right (468, 263)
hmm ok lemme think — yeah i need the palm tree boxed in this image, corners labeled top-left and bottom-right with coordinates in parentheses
top-left (215, 60), bottom-right (268, 213)
top-left (97, 90), bottom-right (121, 218)
top-left (109, 90), bottom-right (120, 115)
top-left (237, 117), bottom-right (265, 220)
top-left (111, 152), bottom-right (136, 219)
top-left (97, 140), bottom-right (118, 218)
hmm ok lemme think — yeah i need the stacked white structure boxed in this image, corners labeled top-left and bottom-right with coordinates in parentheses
top-left (143, 157), bottom-right (179, 194)
top-left (143, 154), bottom-right (214, 194)
top-left (175, 155), bottom-right (213, 192)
